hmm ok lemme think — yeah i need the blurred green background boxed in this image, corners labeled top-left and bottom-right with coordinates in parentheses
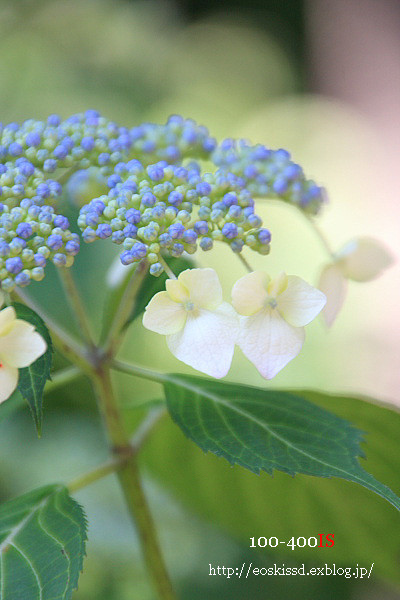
top-left (0, 0), bottom-right (399, 598)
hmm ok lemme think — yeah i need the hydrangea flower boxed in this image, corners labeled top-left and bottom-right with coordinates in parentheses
top-left (143, 268), bottom-right (239, 378)
top-left (0, 292), bottom-right (47, 402)
top-left (232, 271), bottom-right (326, 379)
top-left (319, 237), bottom-right (393, 326)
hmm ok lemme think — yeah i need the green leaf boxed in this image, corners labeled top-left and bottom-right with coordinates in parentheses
top-left (101, 255), bottom-right (193, 340)
top-left (142, 389), bottom-right (400, 582)
top-left (13, 303), bottom-right (53, 436)
top-left (164, 376), bottom-right (400, 511)
top-left (0, 485), bottom-right (87, 600)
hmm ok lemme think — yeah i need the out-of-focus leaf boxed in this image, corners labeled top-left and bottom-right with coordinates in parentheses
top-left (0, 485), bottom-right (87, 600)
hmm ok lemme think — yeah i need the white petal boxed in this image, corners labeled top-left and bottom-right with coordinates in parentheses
top-left (277, 275), bottom-right (326, 327)
top-left (0, 306), bottom-right (17, 337)
top-left (318, 264), bottom-right (348, 327)
top-left (0, 363), bottom-right (18, 403)
top-left (0, 320), bottom-right (47, 368)
top-left (167, 302), bottom-right (239, 378)
top-left (231, 271), bottom-right (269, 316)
top-left (178, 268), bottom-right (223, 310)
top-left (337, 237), bottom-right (394, 282)
top-left (238, 309), bottom-right (305, 379)
top-left (143, 292), bottom-right (186, 335)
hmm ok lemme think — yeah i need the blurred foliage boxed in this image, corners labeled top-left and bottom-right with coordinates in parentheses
top-left (0, 0), bottom-right (399, 598)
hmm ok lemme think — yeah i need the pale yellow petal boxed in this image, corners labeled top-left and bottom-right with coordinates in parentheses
top-left (318, 264), bottom-right (348, 327)
top-left (178, 268), bottom-right (223, 310)
top-left (238, 309), bottom-right (305, 379)
top-left (278, 275), bottom-right (326, 327)
top-left (0, 363), bottom-right (18, 403)
top-left (143, 291), bottom-right (187, 335)
top-left (231, 271), bottom-right (269, 316)
top-left (267, 272), bottom-right (288, 297)
top-left (0, 306), bottom-right (17, 337)
top-left (165, 279), bottom-right (190, 303)
top-left (0, 320), bottom-right (47, 368)
top-left (337, 237), bottom-right (394, 282)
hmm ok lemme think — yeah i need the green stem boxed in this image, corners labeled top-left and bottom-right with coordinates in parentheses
top-left (237, 253), bottom-right (254, 273)
top-left (306, 216), bottom-right (335, 258)
top-left (105, 258), bottom-right (148, 354)
top-left (159, 256), bottom-right (177, 280)
top-left (67, 458), bottom-right (122, 493)
top-left (67, 407), bottom-right (166, 494)
top-left (12, 288), bottom-right (92, 375)
top-left (92, 368), bottom-right (176, 600)
top-left (58, 268), bottom-right (95, 347)
top-left (112, 359), bottom-right (168, 385)
top-left (45, 366), bottom-right (82, 393)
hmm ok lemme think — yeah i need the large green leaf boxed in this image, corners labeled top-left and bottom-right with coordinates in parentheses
top-left (164, 376), bottom-right (400, 510)
top-left (142, 388), bottom-right (400, 582)
top-left (0, 485), bottom-right (87, 600)
top-left (13, 303), bottom-right (53, 436)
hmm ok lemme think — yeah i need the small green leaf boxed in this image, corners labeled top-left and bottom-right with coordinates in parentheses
top-left (13, 303), bottom-right (53, 435)
top-left (164, 375), bottom-right (400, 511)
top-left (0, 485), bottom-right (87, 600)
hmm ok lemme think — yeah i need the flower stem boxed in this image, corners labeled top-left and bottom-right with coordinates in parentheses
top-left (306, 216), bottom-right (335, 258)
top-left (159, 256), bottom-right (177, 280)
top-left (12, 288), bottom-right (92, 375)
top-left (92, 368), bottom-right (176, 600)
top-left (237, 253), bottom-right (254, 273)
top-left (45, 365), bottom-right (82, 393)
top-left (58, 268), bottom-right (95, 347)
top-left (67, 407), bottom-right (166, 492)
top-left (104, 258), bottom-right (148, 354)
top-left (112, 359), bottom-right (169, 385)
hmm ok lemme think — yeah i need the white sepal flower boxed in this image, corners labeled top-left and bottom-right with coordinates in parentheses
top-left (143, 268), bottom-right (239, 378)
top-left (0, 294), bottom-right (48, 403)
top-left (232, 271), bottom-right (326, 379)
top-left (319, 237), bottom-right (393, 326)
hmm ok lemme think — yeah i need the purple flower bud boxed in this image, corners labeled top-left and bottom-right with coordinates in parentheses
top-left (65, 240), bottom-right (80, 255)
top-left (34, 253), bottom-right (47, 267)
top-left (9, 142), bottom-right (23, 156)
top-left (126, 208), bottom-right (141, 224)
top-left (168, 191), bottom-right (183, 207)
top-left (182, 229), bottom-right (197, 244)
top-left (97, 224), bottom-right (112, 239)
top-left (54, 215), bottom-right (69, 230)
top-left (25, 132), bottom-right (41, 147)
top-left (47, 234), bottom-right (63, 250)
top-left (16, 223), bottom-right (33, 239)
top-left (6, 257), bottom-right (23, 274)
top-left (168, 222), bottom-right (185, 239)
top-left (194, 220), bottom-right (209, 235)
top-left (221, 223), bottom-right (238, 239)
top-left (258, 228), bottom-right (271, 244)
top-left (54, 145), bottom-right (68, 160)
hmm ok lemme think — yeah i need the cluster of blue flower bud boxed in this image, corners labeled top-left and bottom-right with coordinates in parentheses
top-left (0, 200), bottom-right (80, 292)
top-left (129, 115), bottom-right (217, 166)
top-left (0, 110), bottom-right (327, 288)
top-left (211, 139), bottom-right (326, 215)
top-left (78, 160), bottom-right (271, 276)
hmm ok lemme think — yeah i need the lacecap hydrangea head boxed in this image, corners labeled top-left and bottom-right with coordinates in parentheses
top-left (78, 159), bottom-right (272, 276)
